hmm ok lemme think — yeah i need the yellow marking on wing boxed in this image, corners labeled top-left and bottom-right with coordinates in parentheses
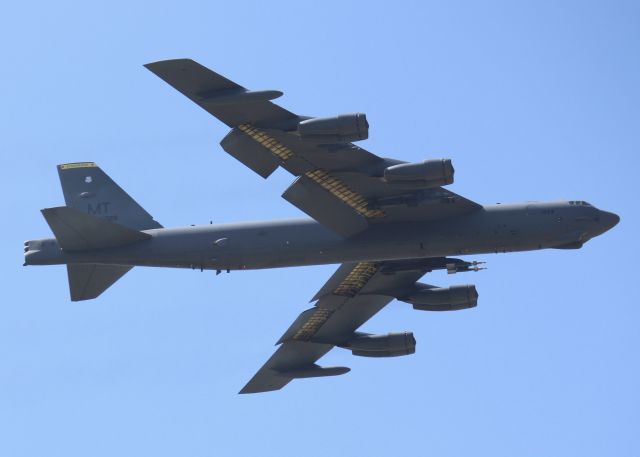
top-left (237, 124), bottom-right (294, 161)
top-left (237, 124), bottom-right (385, 219)
top-left (304, 170), bottom-right (385, 219)
top-left (333, 262), bottom-right (380, 297)
top-left (291, 262), bottom-right (380, 341)
top-left (292, 308), bottom-right (334, 341)
top-left (59, 162), bottom-right (97, 170)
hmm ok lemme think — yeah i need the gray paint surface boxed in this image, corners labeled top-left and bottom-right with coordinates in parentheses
top-left (26, 201), bottom-right (618, 271)
top-left (23, 60), bottom-right (620, 393)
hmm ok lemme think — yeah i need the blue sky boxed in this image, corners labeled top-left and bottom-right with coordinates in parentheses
top-left (1, 1), bottom-right (638, 456)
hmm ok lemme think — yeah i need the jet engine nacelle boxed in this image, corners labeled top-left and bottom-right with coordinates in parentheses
top-left (383, 159), bottom-right (454, 189)
top-left (297, 113), bottom-right (369, 143)
top-left (404, 284), bottom-right (478, 311)
top-left (344, 331), bottom-right (416, 358)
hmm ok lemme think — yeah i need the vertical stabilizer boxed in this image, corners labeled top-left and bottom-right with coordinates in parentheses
top-left (57, 162), bottom-right (162, 230)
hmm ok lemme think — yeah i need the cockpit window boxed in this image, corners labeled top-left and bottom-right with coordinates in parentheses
top-left (569, 201), bottom-right (592, 207)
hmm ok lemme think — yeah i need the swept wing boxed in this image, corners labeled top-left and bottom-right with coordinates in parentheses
top-left (145, 59), bottom-right (481, 237)
top-left (240, 257), bottom-right (478, 394)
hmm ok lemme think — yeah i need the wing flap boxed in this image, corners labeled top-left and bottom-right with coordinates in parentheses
top-left (311, 262), bottom-right (365, 301)
top-left (220, 128), bottom-right (281, 178)
top-left (282, 176), bottom-right (369, 238)
top-left (276, 307), bottom-right (318, 344)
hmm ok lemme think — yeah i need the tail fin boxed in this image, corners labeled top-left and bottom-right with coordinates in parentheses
top-left (57, 162), bottom-right (162, 230)
top-left (41, 206), bottom-right (151, 301)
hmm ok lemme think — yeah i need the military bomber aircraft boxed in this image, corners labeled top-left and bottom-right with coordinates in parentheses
top-left (24, 59), bottom-right (620, 393)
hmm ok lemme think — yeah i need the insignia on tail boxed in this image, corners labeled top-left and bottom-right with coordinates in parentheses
top-left (57, 162), bottom-right (162, 230)
top-left (38, 163), bottom-right (162, 301)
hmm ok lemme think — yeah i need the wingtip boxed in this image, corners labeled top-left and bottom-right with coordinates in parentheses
top-left (143, 58), bottom-right (195, 69)
top-left (238, 385), bottom-right (279, 395)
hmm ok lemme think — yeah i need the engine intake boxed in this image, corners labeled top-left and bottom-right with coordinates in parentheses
top-left (297, 113), bottom-right (369, 143)
top-left (404, 284), bottom-right (478, 311)
top-left (343, 332), bottom-right (416, 358)
top-left (383, 159), bottom-right (454, 189)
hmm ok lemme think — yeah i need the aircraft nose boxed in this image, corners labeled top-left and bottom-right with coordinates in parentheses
top-left (599, 210), bottom-right (620, 231)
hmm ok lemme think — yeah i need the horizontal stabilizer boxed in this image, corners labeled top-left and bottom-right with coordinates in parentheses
top-left (41, 206), bottom-right (151, 251)
top-left (67, 264), bottom-right (132, 301)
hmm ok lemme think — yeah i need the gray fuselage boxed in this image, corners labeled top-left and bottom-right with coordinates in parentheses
top-left (25, 200), bottom-right (619, 271)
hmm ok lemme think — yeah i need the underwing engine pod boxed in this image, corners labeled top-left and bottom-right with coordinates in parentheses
top-left (383, 159), bottom-right (454, 189)
top-left (402, 284), bottom-right (478, 311)
top-left (297, 113), bottom-right (369, 143)
top-left (342, 332), bottom-right (416, 357)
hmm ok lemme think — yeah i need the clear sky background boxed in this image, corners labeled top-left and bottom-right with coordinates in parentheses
top-left (1, 1), bottom-right (638, 456)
